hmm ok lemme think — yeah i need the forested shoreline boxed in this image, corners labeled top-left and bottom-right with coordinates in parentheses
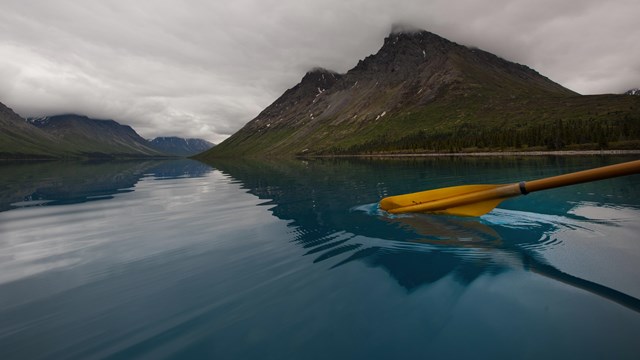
top-left (324, 116), bottom-right (640, 155)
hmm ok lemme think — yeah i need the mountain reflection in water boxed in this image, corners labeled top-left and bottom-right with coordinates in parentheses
top-left (0, 159), bottom-right (212, 211)
top-left (209, 157), bottom-right (640, 311)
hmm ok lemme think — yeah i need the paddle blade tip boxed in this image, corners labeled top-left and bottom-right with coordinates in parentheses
top-left (379, 196), bottom-right (400, 212)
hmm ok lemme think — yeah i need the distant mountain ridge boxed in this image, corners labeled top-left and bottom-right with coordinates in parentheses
top-left (1, 105), bottom-right (216, 159)
top-left (626, 88), bottom-right (640, 96)
top-left (198, 28), bottom-right (640, 158)
top-left (28, 114), bottom-right (164, 157)
top-left (149, 136), bottom-right (214, 156)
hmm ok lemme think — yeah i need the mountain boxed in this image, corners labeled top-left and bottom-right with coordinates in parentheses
top-left (626, 88), bottom-right (640, 96)
top-left (149, 136), bottom-right (215, 156)
top-left (2, 102), bottom-right (171, 159)
top-left (2, 102), bottom-right (214, 159)
top-left (0, 102), bottom-right (68, 159)
top-left (28, 114), bottom-right (166, 158)
top-left (198, 28), bottom-right (640, 158)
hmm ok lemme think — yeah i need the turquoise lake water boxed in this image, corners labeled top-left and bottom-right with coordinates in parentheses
top-left (1, 156), bottom-right (639, 359)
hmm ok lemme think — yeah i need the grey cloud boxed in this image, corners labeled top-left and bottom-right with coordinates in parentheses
top-left (1, 0), bottom-right (639, 143)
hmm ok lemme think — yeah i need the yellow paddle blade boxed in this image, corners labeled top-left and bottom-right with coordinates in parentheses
top-left (380, 184), bottom-right (519, 217)
top-left (380, 184), bottom-right (499, 210)
top-left (430, 197), bottom-right (509, 217)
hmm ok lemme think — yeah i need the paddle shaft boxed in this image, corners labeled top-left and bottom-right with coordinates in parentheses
top-left (523, 159), bottom-right (640, 193)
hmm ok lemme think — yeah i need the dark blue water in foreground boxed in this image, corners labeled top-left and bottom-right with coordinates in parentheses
top-left (1, 156), bottom-right (640, 359)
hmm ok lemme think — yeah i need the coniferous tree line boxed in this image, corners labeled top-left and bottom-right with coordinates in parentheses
top-left (325, 116), bottom-right (640, 154)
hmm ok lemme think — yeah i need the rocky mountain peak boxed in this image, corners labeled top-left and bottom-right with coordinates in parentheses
top-left (253, 67), bottom-right (342, 121)
top-left (625, 88), bottom-right (640, 95)
top-left (27, 116), bottom-right (50, 126)
top-left (390, 23), bottom-right (424, 34)
top-left (300, 67), bottom-right (342, 89)
top-left (385, 27), bottom-right (452, 47)
top-left (350, 27), bottom-right (457, 78)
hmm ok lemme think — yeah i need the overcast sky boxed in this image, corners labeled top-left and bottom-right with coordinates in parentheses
top-left (1, 0), bottom-right (639, 143)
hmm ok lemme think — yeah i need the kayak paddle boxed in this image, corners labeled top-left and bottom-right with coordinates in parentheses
top-left (379, 159), bottom-right (640, 217)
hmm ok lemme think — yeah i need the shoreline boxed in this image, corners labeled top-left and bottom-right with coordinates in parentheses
top-left (302, 149), bottom-right (640, 158)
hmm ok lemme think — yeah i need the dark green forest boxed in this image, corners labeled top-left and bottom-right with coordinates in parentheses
top-left (325, 116), bottom-right (640, 155)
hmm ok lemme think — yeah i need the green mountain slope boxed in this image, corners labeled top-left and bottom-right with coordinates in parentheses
top-left (197, 29), bottom-right (640, 159)
top-left (0, 103), bottom-right (68, 159)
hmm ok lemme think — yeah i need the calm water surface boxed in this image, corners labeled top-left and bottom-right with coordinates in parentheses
top-left (1, 157), bottom-right (639, 359)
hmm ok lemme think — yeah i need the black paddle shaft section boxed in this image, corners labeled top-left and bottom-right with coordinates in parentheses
top-left (519, 181), bottom-right (529, 195)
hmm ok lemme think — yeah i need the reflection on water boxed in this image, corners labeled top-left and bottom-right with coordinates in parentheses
top-left (211, 157), bottom-right (640, 311)
top-left (1, 156), bottom-right (640, 359)
top-left (0, 160), bottom-right (214, 286)
top-left (0, 159), bottom-right (211, 211)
